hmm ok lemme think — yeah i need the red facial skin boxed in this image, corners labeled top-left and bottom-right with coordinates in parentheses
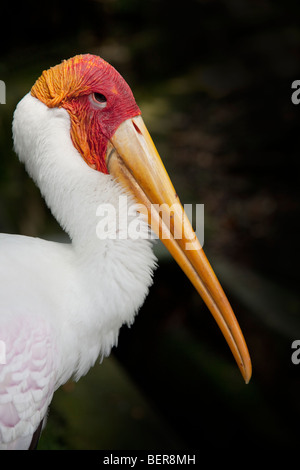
top-left (31, 54), bottom-right (141, 173)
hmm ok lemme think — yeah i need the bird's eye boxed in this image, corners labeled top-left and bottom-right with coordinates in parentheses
top-left (91, 92), bottom-right (107, 108)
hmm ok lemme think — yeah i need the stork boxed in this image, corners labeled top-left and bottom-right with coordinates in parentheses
top-left (0, 54), bottom-right (251, 450)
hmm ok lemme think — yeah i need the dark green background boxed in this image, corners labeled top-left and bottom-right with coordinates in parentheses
top-left (0, 0), bottom-right (299, 450)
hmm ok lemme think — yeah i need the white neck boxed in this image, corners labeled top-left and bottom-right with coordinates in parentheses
top-left (12, 94), bottom-right (156, 379)
top-left (13, 94), bottom-right (109, 248)
top-left (13, 94), bottom-right (151, 250)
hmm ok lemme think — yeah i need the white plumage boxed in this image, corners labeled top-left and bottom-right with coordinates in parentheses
top-left (0, 94), bottom-right (156, 449)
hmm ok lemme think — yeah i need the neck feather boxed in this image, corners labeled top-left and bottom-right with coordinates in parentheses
top-left (13, 94), bottom-right (124, 250)
top-left (12, 94), bottom-right (157, 378)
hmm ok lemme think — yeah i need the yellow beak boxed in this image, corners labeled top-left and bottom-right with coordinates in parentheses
top-left (106, 115), bottom-right (252, 383)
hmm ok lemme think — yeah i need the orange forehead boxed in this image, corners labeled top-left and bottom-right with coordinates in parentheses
top-left (31, 54), bottom-right (112, 107)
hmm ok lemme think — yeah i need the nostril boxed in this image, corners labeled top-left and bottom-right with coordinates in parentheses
top-left (132, 119), bottom-right (142, 135)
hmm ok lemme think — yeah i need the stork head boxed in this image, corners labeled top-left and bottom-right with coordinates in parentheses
top-left (31, 54), bottom-right (140, 173)
top-left (31, 54), bottom-right (251, 383)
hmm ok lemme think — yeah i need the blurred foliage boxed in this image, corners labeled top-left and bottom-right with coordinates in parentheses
top-left (0, 0), bottom-right (300, 450)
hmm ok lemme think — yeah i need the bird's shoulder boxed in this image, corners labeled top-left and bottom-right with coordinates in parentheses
top-left (0, 233), bottom-right (74, 292)
top-left (0, 233), bottom-right (71, 259)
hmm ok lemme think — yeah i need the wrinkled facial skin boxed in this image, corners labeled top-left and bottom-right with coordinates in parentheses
top-left (31, 54), bottom-right (141, 172)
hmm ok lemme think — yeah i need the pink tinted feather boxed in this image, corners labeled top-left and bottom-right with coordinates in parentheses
top-left (0, 316), bottom-right (57, 449)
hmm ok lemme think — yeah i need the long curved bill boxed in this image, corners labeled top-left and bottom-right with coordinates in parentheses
top-left (106, 115), bottom-right (252, 383)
